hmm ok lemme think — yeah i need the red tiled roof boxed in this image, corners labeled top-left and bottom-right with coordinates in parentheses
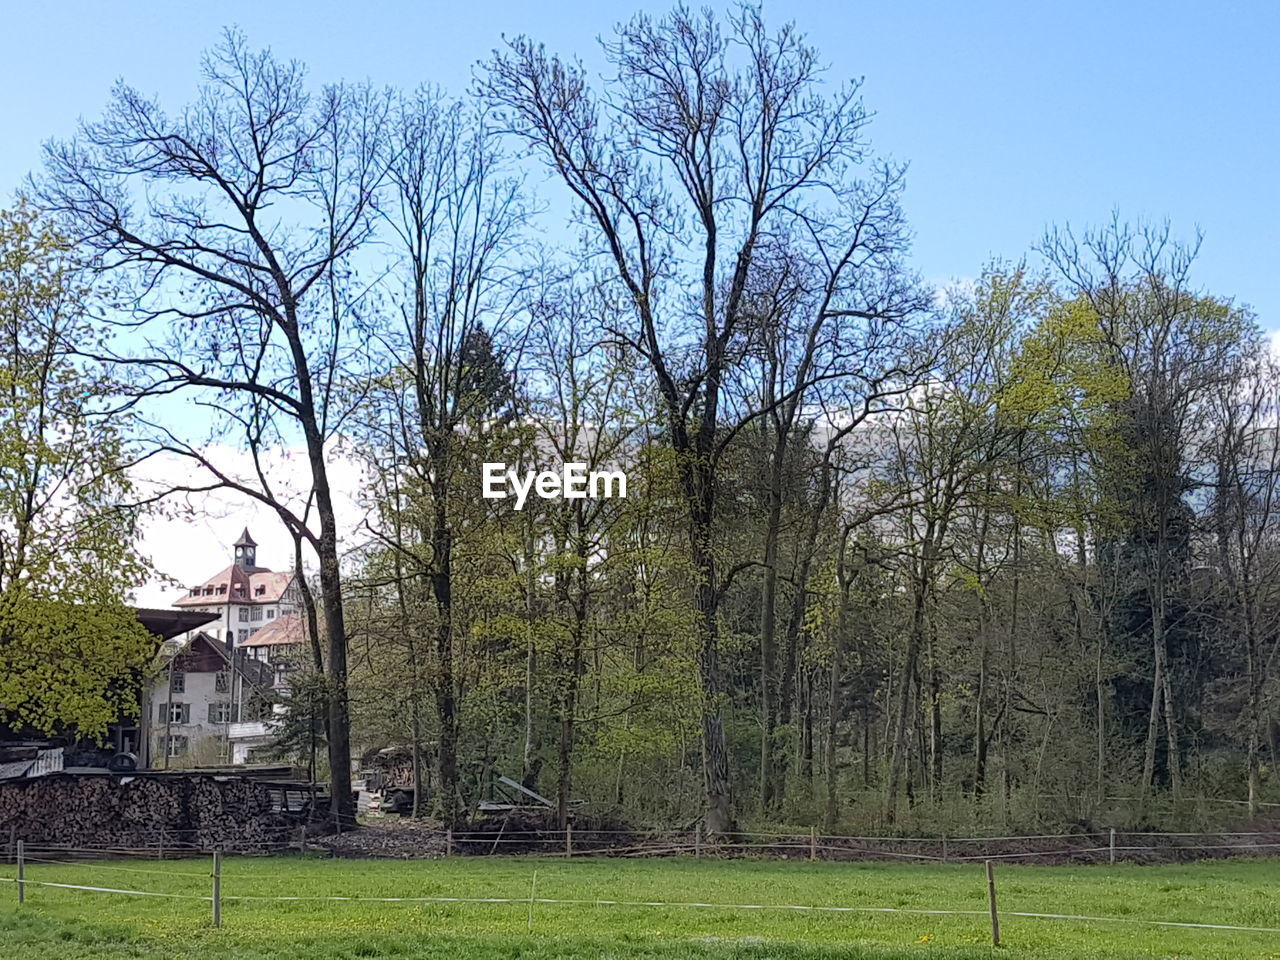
top-left (173, 566), bottom-right (295, 607)
top-left (241, 614), bottom-right (307, 648)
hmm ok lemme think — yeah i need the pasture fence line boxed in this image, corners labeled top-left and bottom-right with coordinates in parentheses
top-left (5, 853), bottom-right (1280, 942)
top-left (435, 825), bottom-right (1280, 865)
top-left (7, 825), bottom-right (1280, 864)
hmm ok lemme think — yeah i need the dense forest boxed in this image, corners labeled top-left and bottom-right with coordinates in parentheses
top-left (5, 5), bottom-right (1277, 835)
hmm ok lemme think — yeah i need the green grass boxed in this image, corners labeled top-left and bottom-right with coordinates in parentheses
top-left (2, 854), bottom-right (1280, 959)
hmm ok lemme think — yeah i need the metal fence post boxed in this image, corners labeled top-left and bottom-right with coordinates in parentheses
top-left (16, 840), bottom-right (24, 904)
top-left (1109, 827), bottom-right (1116, 865)
top-left (211, 850), bottom-right (222, 928)
top-left (985, 860), bottom-right (1000, 947)
top-left (565, 823), bottom-right (573, 857)
top-left (809, 826), bottom-right (816, 862)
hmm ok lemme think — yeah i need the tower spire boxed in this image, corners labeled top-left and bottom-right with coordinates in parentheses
top-left (233, 527), bottom-right (257, 570)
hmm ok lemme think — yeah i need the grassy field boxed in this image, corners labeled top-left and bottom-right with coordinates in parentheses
top-left (2, 854), bottom-right (1279, 959)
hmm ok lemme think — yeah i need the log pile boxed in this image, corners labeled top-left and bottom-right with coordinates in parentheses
top-left (0, 773), bottom-right (296, 852)
top-left (361, 747), bottom-right (416, 793)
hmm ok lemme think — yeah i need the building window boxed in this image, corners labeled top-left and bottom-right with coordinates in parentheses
top-left (157, 702), bottom-right (190, 724)
top-left (215, 671), bottom-right (230, 693)
top-left (167, 736), bottom-right (188, 758)
top-left (238, 629), bottom-right (249, 642)
top-left (170, 671), bottom-right (185, 694)
top-left (267, 608), bottom-right (276, 619)
top-left (238, 607), bottom-right (249, 622)
top-left (251, 607), bottom-right (263, 621)
top-left (208, 702), bottom-right (233, 724)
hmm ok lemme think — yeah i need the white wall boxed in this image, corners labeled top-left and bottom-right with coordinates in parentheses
top-left (148, 667), bottom-right (233, 765)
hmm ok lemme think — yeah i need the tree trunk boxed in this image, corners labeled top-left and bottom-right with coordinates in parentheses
top-left (758, 401), bottom-right (793, 816)
top-left (410, 703), bottom-right (424, 819)
top-left (1152, 572), bottom-right (1182, 799)
top-left (430, 488), bottom-right (460, 826)
top-left (974, 640), bottom-right (989, 796)
top-left (824, 639), bottom-right (839, 830)
top-left (523, 514), bottom-right (541, 790)
top-left (685, 456), bottom-right (735, 837)
top-left (1245, 590), bottom-right (1262, 817)
top-left (801, 669), bottom-right (815, 786)
top-left (759, 475), bottom-right (783, 817)
top-left (317, 542), bottom-right (353, 826)
top-left (887, 569), bottom-right (928, 821)
top-left (556, 533), bottom-right (588, 830)
top-left (1139, 651), bottom-right (1162, 812)
top-left (1095, 626), bottom-right (1106, 806)
top-left (313, 460), bottom-right (354, 826)
top-left (928, 639), bottom-right (942, 793)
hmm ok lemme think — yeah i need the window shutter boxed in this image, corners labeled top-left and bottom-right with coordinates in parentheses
top-left (181, 703), bottom-right (190, 724)
top-left (157, 702), bottom-right (167, 722)
top-left (207, 703), bottom-right (216, 723)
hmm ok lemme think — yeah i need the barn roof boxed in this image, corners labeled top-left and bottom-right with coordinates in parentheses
top-left (133, 607), bottom-right (219, 639)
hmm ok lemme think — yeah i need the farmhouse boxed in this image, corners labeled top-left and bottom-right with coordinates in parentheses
top-left (147, 528), bottom-right (306, 766)
top-left (147, 630), bottom-right (278, 766)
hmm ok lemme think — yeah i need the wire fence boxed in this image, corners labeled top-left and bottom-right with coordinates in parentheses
top-left (3, 843), bottom-right (1280, 946)
top-left (419, 825), bottom-right (1280, 865)
top-left (8, 825), bottom-right (1280, 864)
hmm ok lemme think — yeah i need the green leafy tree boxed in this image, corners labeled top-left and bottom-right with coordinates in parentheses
top-left (0, 201), bottom-right (151, 738)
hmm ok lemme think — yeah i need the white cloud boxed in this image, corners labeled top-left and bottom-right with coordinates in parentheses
top-left (127, 443), bottom-right (371, 608)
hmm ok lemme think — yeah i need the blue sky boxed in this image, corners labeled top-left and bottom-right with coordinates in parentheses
top-left (2, 0), bottom-right (1276, 325)
top-left (5, 0), bottom-right (1274, 600)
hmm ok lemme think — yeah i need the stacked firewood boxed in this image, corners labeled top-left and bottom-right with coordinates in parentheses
top-left (0, 773), bottom-right (295, 852)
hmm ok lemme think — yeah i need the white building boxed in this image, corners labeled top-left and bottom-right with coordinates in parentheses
top-left (148, 529), bottom-right (303, 766)
top-left (172, 528), bottom-right (302, 649)
top-left (228, 613), bottom-right (308, 764)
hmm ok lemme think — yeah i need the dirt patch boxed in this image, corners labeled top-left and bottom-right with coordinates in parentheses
top-left (316, 818), bottom-right (450, 859)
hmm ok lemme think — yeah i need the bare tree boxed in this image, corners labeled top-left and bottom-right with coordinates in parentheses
top-left (878, 271), bottom-right (1033, 820)
top-left (1207, 348), bottom-right (1280, 815)
top-left (360, 88), bottom-right (527, 824)
top-left (523, 284), bottom-right (648, 826)
top-left (485, 4), bottom-right (922, 834)
top-left (38, 31), bottom-right (390, 824)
